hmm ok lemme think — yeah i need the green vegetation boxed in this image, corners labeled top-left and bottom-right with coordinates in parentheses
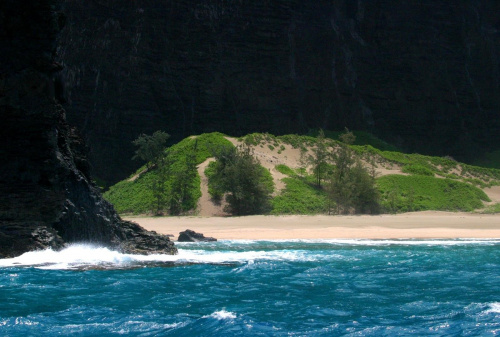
top-left (271, 163), bottom-right (328, 214)
top-left (275, 164), bottom-right (296, 176)
top-left (271, 178), bottom-right (328, 214)
top-left (132, 131), bottom-right (170, 169)
top-left (278, 134), bottom-right (318, 151)
top-left (377, 175), bottom-right (490, 213)
top-left (104, 130), bottom-right (495, 216)
top-left (104, 133), bottom-right (233, 214)
top-left (301, 129), bottom-right (330, 187)
top-left (327, 130), bottom-right (379, 214)
top-left (401, 164), bottom-right (434, 176)
top-left (350, 144), bottom-right (500, 188)
top-left (273, 130), bottom-right (380, 215)
top-left (481, 203), bottom-right (500, 214)
top-left (206, 144), bottom-right (274, 215)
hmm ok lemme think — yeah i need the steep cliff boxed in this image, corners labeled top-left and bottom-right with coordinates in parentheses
top-left (0, 0), bottom-right (176, 257)
top-left (59, 0), bottom-right (500, 184)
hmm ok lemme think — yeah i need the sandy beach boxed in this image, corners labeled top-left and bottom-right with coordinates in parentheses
top-left (125, 211), bottom-right (500, 241)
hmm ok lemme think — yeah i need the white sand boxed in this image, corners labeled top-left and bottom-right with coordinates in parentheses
top-left (125, 211), bottom-right (500, 241)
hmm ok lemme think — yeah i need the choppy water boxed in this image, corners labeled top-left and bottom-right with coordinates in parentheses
top-left (0, 239), bottom-right (499, 336)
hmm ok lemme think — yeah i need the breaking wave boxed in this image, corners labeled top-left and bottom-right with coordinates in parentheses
top-left (0, 239), bottom-right (498, 270)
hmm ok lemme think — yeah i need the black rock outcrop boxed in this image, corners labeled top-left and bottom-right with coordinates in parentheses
top-left (0, 0), bottom-right (176, 258)
top-left (178, 230), bottom-right (217, 242)
top-left (59, 0), bottom-right (500, 184)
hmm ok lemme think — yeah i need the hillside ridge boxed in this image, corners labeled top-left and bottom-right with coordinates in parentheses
top-left (104, 132), bottom-right (500, 216)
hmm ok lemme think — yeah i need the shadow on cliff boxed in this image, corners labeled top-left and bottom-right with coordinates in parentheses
top-left (0, 0), bottom-right (176, 258)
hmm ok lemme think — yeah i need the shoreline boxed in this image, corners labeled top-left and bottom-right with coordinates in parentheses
top-left (125, 211), bottom-right (500, 241)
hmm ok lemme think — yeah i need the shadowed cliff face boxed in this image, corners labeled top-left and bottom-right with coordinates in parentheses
top-left (0, 0), bottom-right (176, 257)
top-left (59, 0), bottom-right (500, 184)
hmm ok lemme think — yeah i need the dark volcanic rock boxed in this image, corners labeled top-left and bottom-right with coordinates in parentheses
top-left (0, 0), bottom-right (176, 258)
top-left (178, 230), bottom-right (217, 242)
top-left (58, 0), bottom-right (500, 184)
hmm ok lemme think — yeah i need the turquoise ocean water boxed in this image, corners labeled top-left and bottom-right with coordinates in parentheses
top-left (0, 239), bottom-right (499, 336)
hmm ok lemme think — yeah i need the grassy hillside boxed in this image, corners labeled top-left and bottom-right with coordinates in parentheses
top-left (377, 175), bottom-right (490, 213)
top-left (104, 133), bottom-right (233, 214)
top-left (352, 145), bottom-right (500, 187)
top-left (104, 131), bottom-right (500, 215)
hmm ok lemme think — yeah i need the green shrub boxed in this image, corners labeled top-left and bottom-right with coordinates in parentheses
top-left (277, 134), bottom-right (317, 150)
top-left (377, 175), bottom-right (490, 213)
top-left (271, 178), bottom-right (328, 214)
top-left (481, 203), bottom-right (500, 214)
top-left (207, 145), bottom-right (274, 215)
top-left (275, 164), bottom-right (296, 176)
top-left (204, 161), bottom-right (223, 201)
top-left (401, 164), bottom-right (434, 176)
top-left (104, 170), bottom-right (156, 214)
top-left (463, 177), bottom-right (488, 188)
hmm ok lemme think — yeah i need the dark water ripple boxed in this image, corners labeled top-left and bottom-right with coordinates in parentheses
top-left (0, 240), bottom-right (499, 336)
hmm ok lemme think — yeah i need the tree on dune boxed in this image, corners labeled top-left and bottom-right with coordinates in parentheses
top-left (208, 144), bottom-right (274, 215)
top-left (327, 129), bottom-right (380, 214)
top-left (301, 129), bottom-right (330, 187)
top-left (132, 131), bottom-right (171, 215)
top-left (132, 131), bottom-right (170, 169)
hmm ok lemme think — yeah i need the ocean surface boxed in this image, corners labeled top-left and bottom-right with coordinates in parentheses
top-left (0, 239), bottom-right (499, 336)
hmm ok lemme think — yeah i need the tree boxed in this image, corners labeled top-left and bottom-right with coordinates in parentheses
top-left (132, 131), bottom-right (170, 169)
top-left (168, 141), bottom-right (198, 215)
top-left (151, 160), bottom-right (169, 215)
top-left (208, 144), bottom-right (274, 215)
top-left (301, 129), bottom-right (330, 187)
top-left (327, 129), bottom-right (379, 214)
top-left (132, 131), bottom-right (170, 215)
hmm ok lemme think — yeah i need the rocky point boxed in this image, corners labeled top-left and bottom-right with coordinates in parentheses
top-left (0, 0), bottom-right (176, 258)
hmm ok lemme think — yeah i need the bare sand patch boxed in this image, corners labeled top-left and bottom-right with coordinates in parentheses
top-left (484, 186), bottom-right (500, 204)
top-left (196, 158), bottom-right (227, 216)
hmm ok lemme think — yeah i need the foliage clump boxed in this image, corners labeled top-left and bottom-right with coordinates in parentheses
top-left (481, 203), bottom-right (500, 214)
top-left (326, 130), bottom-right (380, 214)
top-left (132, 131), bottom-right (170, 169)
top-left (275, 164), bottom-right (296, 176)
top-left (401, 164), bottom-right (434, 176)
top-left (206, 144), bottom-right (274, 215)
top-left (301, 129), bottom-right (331, 187)
top-left (271, 178), bottom-right (328, 214)
top-left (377, 175), bottom-right (490, 213)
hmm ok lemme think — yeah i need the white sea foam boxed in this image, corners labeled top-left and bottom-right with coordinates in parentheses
top-left (0, 243), bottom-right (339, 270)
top-left (485, 302), bottom-right (500, 314)
top-left (0, 239), bottom-right (497, 270)
top-left (0, 244), bottom-right (309, 269)
top-left (203, 310), bottom-right (237, 320)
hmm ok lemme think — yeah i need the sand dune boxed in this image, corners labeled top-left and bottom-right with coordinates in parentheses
top-left (125, 136), bottom-right (500, 240)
